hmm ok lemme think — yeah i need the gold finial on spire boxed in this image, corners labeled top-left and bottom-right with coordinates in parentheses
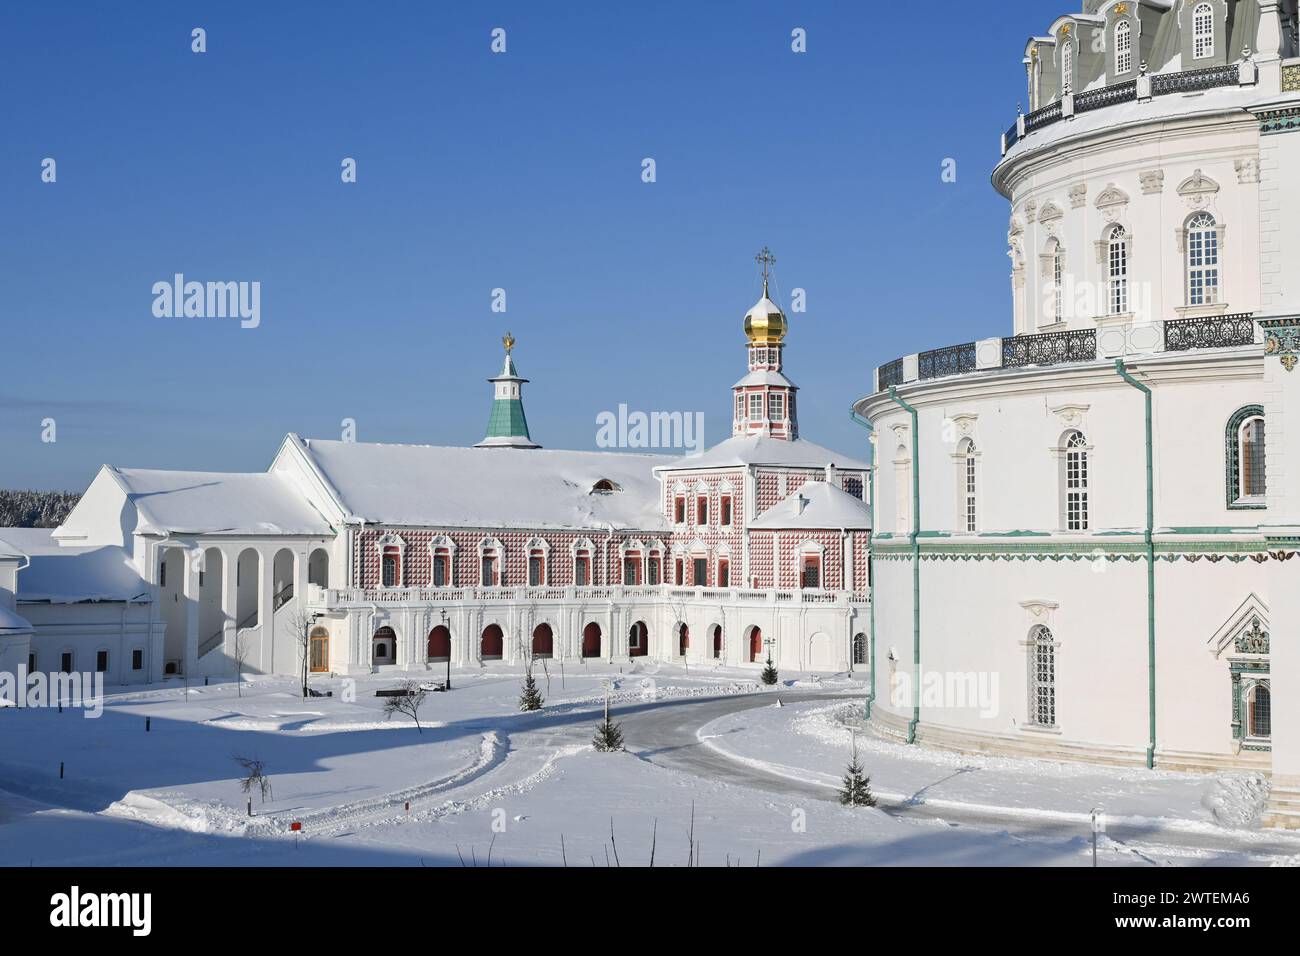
top-left (502, 331), bottom-right (515, 354)
top-left (755, 246), bottom-right (776, 295)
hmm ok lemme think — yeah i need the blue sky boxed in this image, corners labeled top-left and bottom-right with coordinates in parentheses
top-left (1, 1), bottom-right (1047, 490)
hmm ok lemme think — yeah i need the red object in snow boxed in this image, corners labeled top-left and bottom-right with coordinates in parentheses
top-left (290, 821), bottom-right (302, 832)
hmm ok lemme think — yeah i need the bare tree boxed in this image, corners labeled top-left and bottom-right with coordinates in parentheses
top-left (282, 608), bottom-right (316, 699)
top-left (233, 755), bottom-right (272, 803)
top-left (232, 628), bottom-right (251, 697)
top-left (383, 680), bottom-right (429, 733)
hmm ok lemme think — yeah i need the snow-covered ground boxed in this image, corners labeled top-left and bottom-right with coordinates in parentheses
top-left (2, 666), bottom-right (1297, 866)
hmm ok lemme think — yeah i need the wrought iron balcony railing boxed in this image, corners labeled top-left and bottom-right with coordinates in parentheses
top-left (1001, 328), bottom-right (1097, 368)
top-left (1163, 313), bottom-right (1257, 352)
top-left (919, 342), bottom-right (977, 380)
top-left (877, 357), bottom-right (904, 390)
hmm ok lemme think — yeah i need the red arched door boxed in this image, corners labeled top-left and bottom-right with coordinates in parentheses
top-left (749, 626), bottom-right (763, 662)
top-left (582, 622), bottom-right (602, 658)
top-left (712, 625), bottom-right (722, 659)
top-left (481, 624), bottom-right (504, 659)
top-left (427, 625), bottom-right (451, 660)
top-left (532, 623), bottom-right (554, 658)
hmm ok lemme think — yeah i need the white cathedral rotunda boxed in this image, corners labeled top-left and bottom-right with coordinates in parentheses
top-left (0, 253), bottom-right (872, 696)
top-left (856, 0), bottom-right (1300, 826)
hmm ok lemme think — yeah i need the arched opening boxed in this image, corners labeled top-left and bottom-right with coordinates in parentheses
top-left (272, 548), bottom-right (296, 609)
top-left (236, 548), bottom-right (260, 629)
top-left (481, 624), bottom-right (504, 660)
top-left (677, 623), bottom-right (689, 657)
top-left (159, 547), bottom-right (187, 671)
top-left (711, 625), bottom-right (722, 659)
top-left (372, 626), bottom-right (397, 666)
top-left (532, 623), bottom-right (554, 659)
top-left (628, 621), bottom-right (648, 657)
top-left (197, 547), bottom-right (225, 657)
top-left (852, 633), bottom-right (867, 666)
top-left (427, 625), bottom-right (451, 661)
top-left (748, 625), bottom-right (764, 663)
top-left (581, 622), bottom-right (602, 659)
top-left (309, 626), bottom-right (330, 673)
top-left (308, 548), bottom-right (329, 589)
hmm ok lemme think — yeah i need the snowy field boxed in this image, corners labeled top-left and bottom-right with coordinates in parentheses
top-left (2, 664), bottom-right (1298, 867)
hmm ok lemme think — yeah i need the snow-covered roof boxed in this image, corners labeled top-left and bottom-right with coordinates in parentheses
top-left (732, 369), bottom-right (796, 389)
top-left (0, 535), bottom-right (24, 561)
top-left (0, 528), bottom-right (151, 604)
top-left (748, 480), bottom-right (872, 530)
top-left (659, 435), bottom-right (870, 472)
top-left (111, 467), bottom-right (334, 536)
top-left (297, 439), bottom-right (671, 532)
top-left (0, 606), bottom-right (32, 633)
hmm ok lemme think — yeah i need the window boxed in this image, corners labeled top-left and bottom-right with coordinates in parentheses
top-left (623, 555), bottom-right (640, 585)
top-left (692, 557), bottom-right (707, 586)
top-left (132, 648), bottom-right (144, 670)
top-left (748, 393), bottom-right (764, 420)
top-left (895, 444), bottom-right (911, 534)
top-left (674, 496), bottom-right (686, 524)
top-left (801, 555), bottom-right (821, 589)
top-left (1028, 625), bottom-right (1057, 728)
top-left (1248, 683), bottom-right (1271, 738)
top-left (1227, 407), bottom-right (1266, 507)
top-left (1193, 2), bottom-right (1214, 59)
top-left (720, 495), bottom-right (732, 526)
top-left (768, 391), bottom-right (785, 421)
top-left (648, 554), bottom-right (660, 585)
top-left (481, 555), bottom-right (497, 587)
top-left (959, 438), bottom-right (978, 532)
top-left (1107, 224), bottom-right (1128, 315)
top-left (381, 546), bottom-right (401, 587)
top-left (1061, 37), bottom-right (1073, 93)
top-left (528, 552), bottom-right (544, 586)
top-left (1043, 238), bottom-right (1065, 325)
top-left (1187, 212), bottom-right (1219, 306)
top-left (696, 495), bottom-right (708, 525)
top-left (432, 553), bottom-right (449, 587)
top-left (1063, 430), bottom-right (1089, 531)
top-left (852, 634), bottom-right (867, 665)
top-left (1115, 19), bottom-right (1132, 74)
top-left (718, 558), bottom-right (729, 588)
top-left (27, 652), bottom-right (35, 672)
top-left (574, 554), bottom-right (590, 586)
top-left (96, 650), bottom-right (108, 673)
top-left (675, 557), bottom-right (684, 584)
top-left (736, 394), bottom-right (745, 420)
top-left (159, 559), bottom-right (166, 588)
top-left (60, 651), bottom-right (73, 673)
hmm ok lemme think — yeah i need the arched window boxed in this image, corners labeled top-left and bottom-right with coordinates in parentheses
top-left (1062, 430), bottom-right (1090, 531)
top-left (1247, 683), bottom-right (1271, 738)
top-left (1186, 212), bottom-right (1220, 306)
top-left (1226, 406), bottom-right (1266, 507)
top-left (1061, 37), bottom-right (1074, 93)
top-left (1193, 2), bottom-right (1214, 60)
top-left (852, 633), bottom-right (867, 665)
top-left (1115, 19), bottom-right (1132, 74)
top-left (1028, 625), bottom-right (1057, 728)
top-left (959, 438), bottom-right (978, 532)
top-left (1043, 238), bottom-right (1065, 325)
top-left (381, 546), bottom-right (401, 587)
top-left (1106, 224), bottom-right (1128, 315)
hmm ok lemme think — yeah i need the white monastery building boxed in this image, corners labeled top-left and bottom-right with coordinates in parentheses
top-left (0, 256), bottom-right (872, 695)
top-left (855, 0), bottom-right (1300, 825)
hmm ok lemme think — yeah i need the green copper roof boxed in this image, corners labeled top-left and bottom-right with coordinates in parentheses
top-left (485, 397), bottom-right (532, 440)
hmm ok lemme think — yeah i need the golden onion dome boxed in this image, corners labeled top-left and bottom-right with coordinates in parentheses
top-left (743, 280), bottom-right (788, 344)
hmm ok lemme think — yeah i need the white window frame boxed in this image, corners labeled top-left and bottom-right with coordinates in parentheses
top-left (748, 392), bottom-right (764, 421)
top-left (1027, 625), bottom-right (1058, 728)
top-left (1186, 212), bottom-right (1220, 307)
top-left (1115, 19), bottom-right (1132, 74)
top-left (1061, 36), bottom-right (1074, 93)
top-left (1061, 430), bottom-right (1090, 532)
top-left (957, 437), bottom-right (978, 533)
top-left (1193, 2), bottom-right (1214, 60)
top-left (1238, 415), bottom-right (1266, 501)
top-left (1107, 224), bottom-right (1128, 316)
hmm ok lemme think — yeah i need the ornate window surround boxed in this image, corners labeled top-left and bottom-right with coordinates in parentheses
top-left (1225, 405), bottom-right (1266, 509)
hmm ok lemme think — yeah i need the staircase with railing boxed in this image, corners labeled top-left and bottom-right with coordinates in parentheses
top-left (197, 583), bottom-right (295, 658)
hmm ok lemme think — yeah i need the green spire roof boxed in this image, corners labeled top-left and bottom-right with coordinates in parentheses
top-left (475, 338), bottom-right (540, 448)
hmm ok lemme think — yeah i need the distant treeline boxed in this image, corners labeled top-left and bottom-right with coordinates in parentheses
top-left (0, 489), bottom-right (81, 528)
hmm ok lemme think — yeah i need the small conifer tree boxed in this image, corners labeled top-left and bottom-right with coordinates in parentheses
top-left (519, 671), bottom-right (544, 711)
top-left (838, 737), bottom-right (876, 807)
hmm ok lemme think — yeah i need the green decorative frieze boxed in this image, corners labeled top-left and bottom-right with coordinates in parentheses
top-left (1262, 319), bottom-right (1300, 371)
top-left (1259, 105), bottom-right (1300, 134)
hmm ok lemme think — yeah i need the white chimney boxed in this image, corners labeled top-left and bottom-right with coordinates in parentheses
top-left (825, 462), bottom-right (837, 487)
